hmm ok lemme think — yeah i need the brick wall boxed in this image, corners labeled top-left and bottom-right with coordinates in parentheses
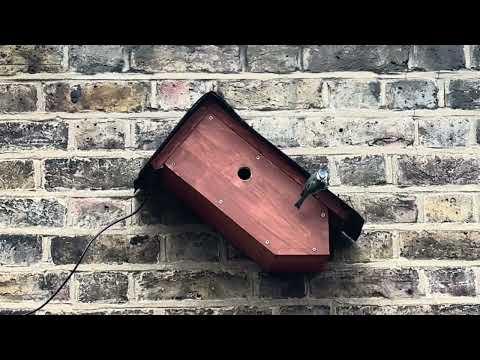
top-left (1, 45), bottom-right (480, 315)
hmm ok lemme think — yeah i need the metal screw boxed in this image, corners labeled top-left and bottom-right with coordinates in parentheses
top-left (256, 155), bottom-right (261, 160)
top-left (218, 199), bottom-right (223, 204)
top-left (208, 115), bottom-right (214, 120)
top-left (265, 240), bottom-right (270, 245)
top-left (170, 161), bottom-right (175, 167)
top-left (312, 247), bottom-right (317, 252)
top-left (320, 212), bottom-right (326, 218)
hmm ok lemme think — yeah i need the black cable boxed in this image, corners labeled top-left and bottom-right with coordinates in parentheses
top-left (25, 196), bottom-right (148, 315)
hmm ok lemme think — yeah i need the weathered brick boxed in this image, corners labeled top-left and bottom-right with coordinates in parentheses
top-left (426, 268), bottom-right (475, 296)
top-left (131, 45), bottom-right (240, 73)
top-left (0, 160), bottom-right (35, 190)
top-left (70, 45), bottom-right (125, 74)
top-left (327, 80), bottom-right (380, 109)
top-left (290, 155), bottom-right (328, 175)
top-left (44, 157), bottom-right (144, 190)
top-left (226, 242), bottom-right (250, 261)
top-left (0, 308), bottom-right (31, 315)
top-left (409, 45), bottom-right (465, 71)
top-left (336, 155), bottom-right (386, 186)
top-left (155, 80), bottom-right (216, 111)
top-left (430, 304), bottom-right (480, 315)
top-left (346, 194), bottom-right (417, 223)
top-left (164, 308), bottom-right (217, 315)
top-left (0, 198), bottom-right (65, 227)
top-left (258, 273), bottom-right (306, 298)
top-left (217, 79), bottom-right (323, 110)
top-left (277, 305), bottom-right (330, 315)
top-left (309, 266), bottom-right (421, 299)
top-left (447, 79), bottom-right (480, 109)
top-left (385, 80), bottom-right (438, 110)
top-left (164, 232), bottom-right (220, 262)
top-left (165, 306), bottom-right (273, 315)
top-left (0, 121), bottom-right (68, 151)
top-left (73, 120), bottom-right (125, 150)
top-left (0, 84), bottom-right (37, 112)
top-left (51, 234), bottom-right (160, 265)
top-left (303, 45), bottom-right (410, 73)
top-left (246, 45), bottom-right (300, 73)
top-left (44, 82), bottom-right (150, 112)
top-left (0, 235), bottom-right (42, 265)
top-left (0, 271), bottom-right (69, 301)
top-left (76, 272), bottom-right (128, 303)
top-left (335, 304), bottom-right (432, 315)
top-left (400, 231), bottom-right (480, 260)
top-left (332, 230), bottom-right (394, 263)
top-left (418, 118), bottom-right (471, 147)
top-left (135, 190), bottom-right (202, 226)
top-left (477, 119), bottom-right (480, 145)
top-left (396, 155), bottom-right (480, 186)
top-left (245, 116), bottom-right (414, 148)
top-left (133, 118), bottom-right (178, 150)
top-left (51, 308), bottom-right (155, 315)
top-left (69, 198), bottom-right (127, 228)
top-left (135, 270), bottom-right (250, 300)
top-left (0, 45), bottom-right (63, 75)
top-left (424, 194), bottom-right (473, 223)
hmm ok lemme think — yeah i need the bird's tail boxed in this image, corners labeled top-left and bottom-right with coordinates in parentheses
top-left (294, 192), bottom-right (308, 209)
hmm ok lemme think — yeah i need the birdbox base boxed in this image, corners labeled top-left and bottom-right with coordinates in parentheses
top-left (135, 92), bottom-right (364, 272)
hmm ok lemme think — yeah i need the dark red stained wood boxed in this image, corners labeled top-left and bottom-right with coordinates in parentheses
top-left (166, 113), bottom-right (330, 257)
top-left (161, 167), bottom-right (329, 272)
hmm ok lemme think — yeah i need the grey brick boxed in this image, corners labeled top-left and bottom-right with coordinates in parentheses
top-left (258, 273), bottom-right (306, 298)
top-left (155, 80), bottom-right (216, 111)
top-left (409, 45), bottom-right (465, 71)
top-left (164, 232), bottom-right (220, 262)
top-left (69, 198), bottom-right (127, 228)
top-left (76, 272), bottom-right (128, 303)
top-left (309, 266), bottom-right (421, 299)
top-left (426, 268), bottom-right (475, 296)
top-left (470, 45), bottom-right (480, 69)
top-left (131, 45), bottom-right (240, 73)
top-left (0, 121), bottom-right (68, 151)
top-left (45, 82), bottom-right (150, 112)
top-left (135, 270), bottom-right (251, 300)
top-left (70, 45), bottom-right (125, 74)
top-left (0, 160), bottom-right (34, 190)
top-left (44, 157), bottom-right (144, 190)
top-left (430, 304), bottom-right (480, 315)
top-left (0, 45), bottom-right (64, 75)
top-left (327, 80), bottom-right (380, 109)
top-left (347, 194), bottom-right (418, 223)
top-left (303, 45), bottom-right (410, 73)
top-left (246, 45), bottom-right (300, 73)
top-left (0, 271), bottom-right (70, 301)
top-left (73, 120), bottom-right (125, 150)
top-left (290, 155), bottom-right (328, 175)
top-left (332, 230), bottom-right (394, 263)
top-left (217, 79), bottom-right (324, 110)
top-left (418, 118), bottom-right (471, 147)
top-left (133, 118), bottom-right (178, 150)
top-left (51, 234), bottom-right (160, 265)
top-left (423, 194), bottom-right (473, 223)
top-left (385, 80), bottom-right (438, 110)
top-left (400, 231), bottom-right (480, 260)
top-left (335, 304), bottom-right (432, 315)
top-left (447, 80), bottom-right (480, 109)
top-left (396, 155), bottom-right (480, 186)
top-left (0, 84), bottom-right (37, 112)
top-left (277, 305), bottom-right (330, 315)
top-left (336, 155), bottom-right (386, 186)
top-left (0, 198), bottom-right (65, 227)
top-left (216, 306), bottom-right (273, 315)
top-left (0, 235), bottom-right (42, 265)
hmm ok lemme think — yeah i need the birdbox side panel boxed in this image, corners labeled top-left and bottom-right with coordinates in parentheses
top-left (164, 111), bottom-right (330, 257)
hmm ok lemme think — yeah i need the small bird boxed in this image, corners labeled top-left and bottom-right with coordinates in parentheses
top-left (294, 168), bottom-right (329, 209)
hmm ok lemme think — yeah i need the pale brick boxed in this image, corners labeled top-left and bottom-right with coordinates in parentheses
top-left (424, 194), bottom-right (473, 223)
top-left (327, 80), bottom-right (380, 109)
top-left (385, 80), bottom-right (438, 110)
top-left (0, 160), bottom-right (35, 190)
top-left (73, 120), bottom-right (125, 150)
top-left (0, 84), bottom-right (37, 112)
top-left (418, 118), bottom-right (471, 147)
top-left (155, 80), bottom-right (216, 111)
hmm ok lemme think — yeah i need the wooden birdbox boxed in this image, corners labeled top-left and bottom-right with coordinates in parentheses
top-left (134, 92), bottom-right (364, 272)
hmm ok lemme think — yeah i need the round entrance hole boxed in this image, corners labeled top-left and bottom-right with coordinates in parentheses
top-left (238, 167), bottom-right (252, 181)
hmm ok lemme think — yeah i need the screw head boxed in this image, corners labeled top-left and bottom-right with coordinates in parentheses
top-left (320, 212), bottom-right (326, 218)
top-left (170, 161), bottom-right (175, 167)
top-left (265, 240), bottom-right (270, 245)
top-left (312, 247), bottom-right (317, 252)
top-left (208, 115), bottom-right (214, 120)
top-left (218, 199), bottom-right (223, 204)
top-left (256, 155), bottom-right (261, 160)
